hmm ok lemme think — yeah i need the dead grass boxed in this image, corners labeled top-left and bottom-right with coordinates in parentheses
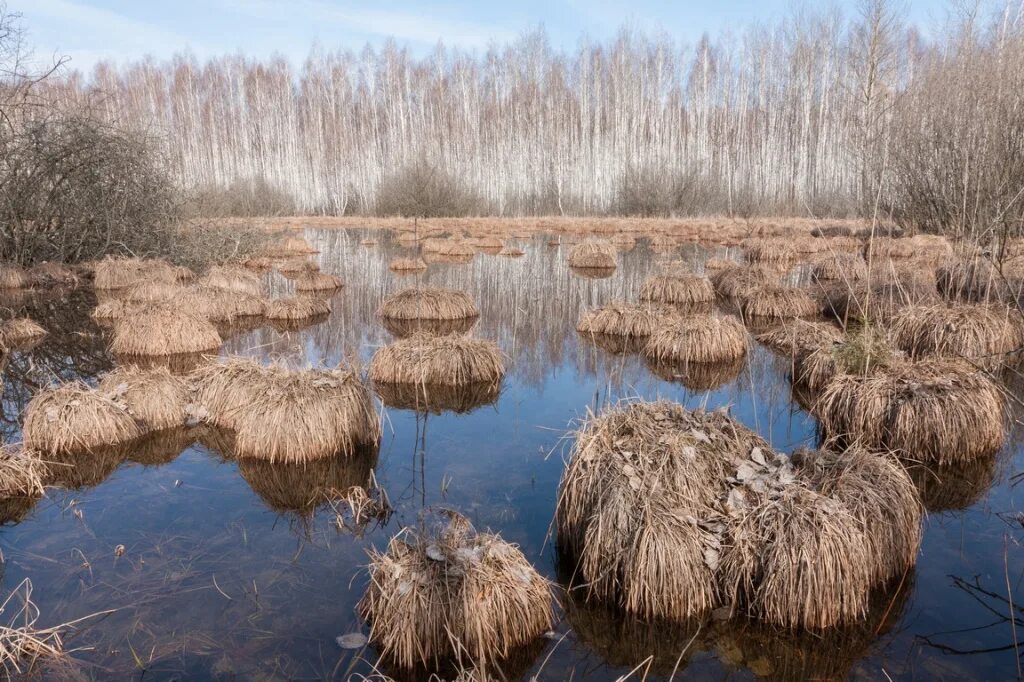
top-left (888, 303), bottom-right (1023, 368)
top-left (23, 382), bottom-right (141, 454)
top-left (823, 279), bottom-right (940, 325)
top-left (373, 381), bottom-right (501, 414)
top-left (569, 265), bottom-right (616, 280)
top-left (936, 257), bottom-right (1014, 302)
top-left (812, 253), bottom-right (868, 281)
top-left (264, 296), bottom-right (331, 320)
top-left (644, 355), bottom-right (746, 390)
top-left (110, 304), bottom-right (223, 356)
top-left (200, 264), bottom-right (264, 296)
top-left (738, 285), bottom-right (819, 319)
top-left (576, 303), bottom-right (679, 338)
top-left (369, 333), bottom-right (504, 386)
top-left (378, 288), bottom-right (479, 321)
top-left (0, 445), bottom-right (47, 498)
top-left (359, 509), bottom-right (554, 670)
top-left (192, 358), bottom-right (274, 430)
top-left (816, 358), bottom-right (1005, 464)
top-left (0, 318), bottom-right (46, 347)
top-left (389, 257), bottom-right (428, 273)
top-left (755, 320), bottom-right (843, 355)
top-left (498, 246), bottom-right (525, 257)
top-left (743, 238), bottom-right (794, 264)
top-left (793, 326), bottom-right (897, 394)
top-left (644, 315), bottom-right (748, 364)
top-left (568, 239), bottom-right (617, 269)
top-left (711, 265), bottom-right (778, 299)
top-left (93, 256), bottom-right (191, 290)
top-left (28, 262), bottom-right (79, 287)
top-left (0, 263), bottom-right (30, 289)
top-left (98, 366), bottom-right (189, 432)
top-left (639, 274), bottom-right (715, 305)
top-left (294, 271), bottom-right (344, 291)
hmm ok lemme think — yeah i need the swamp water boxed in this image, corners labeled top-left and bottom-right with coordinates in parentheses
top-left (0, 228), bottom-right (1021, 680)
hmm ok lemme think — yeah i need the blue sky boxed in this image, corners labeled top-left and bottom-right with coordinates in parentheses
top-left (10, 0), bottom-right (951, 71)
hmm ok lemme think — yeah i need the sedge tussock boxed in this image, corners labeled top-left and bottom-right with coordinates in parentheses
top-left (576, 303), bottom-right (679, 338)
top-left (230, 366), bottom-right (380, 463)
top-left (191, 358), bottom-right (279, 430)
top-left (811, 225), bottom-right (854, 238)
top-left (711, 265), bottom-right (777, 299)
top-left (610, 234), bottom-right (637, 251)
top-left (200, 264), bottom-right (264, 296)
top-left (936, 257), bottom-right (1013, 302)
top-left (93, 256), bottom-right (190, 290)
top-left (378, 288), bottom-right (479, 321)
top-left (388, 257), bottom-right (427, 273)
top-left (0, 318), bottom-right (46, 347)
top-left (497, 246), bottom-right (525, 257)
top-left (122, 280), bottom-right (184, 303)
top-left (98, 366), bottom-right (189, 432)
top-left (816, 358), bottom-right (1005, 464)
top-left (264, 296), bottom-right (331, 320)
top-left (359, 509), bottom-right (554, 670)
top-left (742, 238), bottom-right (794, 264)
top-left (703, 257), bottom-right (738, 272)
top-left (23, 382), bottom-right (141, 454)
top-left (812, 253), bottom-right (868, 282)
top-left (0, 263), bottom-right (30, 289)
top-left (569, 265), bottom-right (615, 280)
top-left (639, 274), bottom-right (715, 305)
top-left (110, 305), bottom-right (223, 356)
top-left (644, 315), bottom-right (748, 365)
top-left (0, 445), bottom-right (47, 498)
top-left (275, 258), bottom-right (319, 275)
top-left (888, 303), bottom-right (1023, 369)
top-left (115, 351), bottom-right (212, 376)
top-left (568, 239), bottom-right (617, 269)
top-left (755, 319), bottom-right (843, 355)
top-left (793, 326), bottom-right (897, 393)
top-left (178, 285), bottom-right (267, 321)
top-left (823, 279), bottom-right (939, 325)
top-left (369, 333), bottom-right (504, 386)
top-left (467, 236), bottom-right (504, 252)
top-left (272, 234), bottom-right (318, 255)
top-left (422, 238), bottom-right (475, 257)
top-left (295, 271), bottom-right (344, 291)
top-left (738, 285), bottom-right (819, 319)
top-left (28, 262), bottom-right (79, 287)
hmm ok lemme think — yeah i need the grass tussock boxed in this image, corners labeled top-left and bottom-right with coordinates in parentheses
top-left (711, 265), bottom-right (777, 299)
top-left (639, 274), bottom-right (715, 305)
top-left (498, 246), bottom-right (525, 257)
top-left (360, 509), bottom-right (554, 670)
top-left (378, 288), bottom-right (479, 321)
top-left (28, 262), bottom-right (79, 287)
top-left (93, 256), bottom-right (191, 290)
top-left (576, 303), bottom-right (679, 338)
top-left (756, 320), bottom-right (843, 355)
top-left (888, 303), bottom-right (1023, 368)
top-left (268, 234), bottom-right (318, 255)
top-left (816, 358), bottom-right (1005, 464)
top-left (264, 296), bottom-right (331, 320)
top-left (812, 253), bottom-right (868, 282)
top-left (275, 258), bottom-right (319, 275)
top-left (738, 285), bottom-right (819, 319)
top-left (110, 304), bottom-right (223, 356)
top-left (569, 265), bottom-right (616, 280)
top-left (644, 315), bottom-right (748, 365)
top-left (191, 358), bottom-right (273, 430)
top-left (936, 257), bottom-right (1014, 302)
top-left (23, 382), bottom-right (141, 454)
top-left (703, 257), bottom-right (738, 272)
top-left (568, 239), bottom-right (617, 269)
top-left (0, 445), bottom-right (47, 498)
top-left (389, 257), bottom-right (427, 273)
top-left (369, 333), bottom-right (504, 386)
top-left (98, 366), bottom-right (189, 432)
top-left (0, 318), bottom-right (46, 347)
top-left (823, 279), bottom-right (939, 325)
top-left (229, 367), bottom-right (380, 463)
top-left (200, 264), bottom-right (264, 296)
top-left (743, 238), bottom-right (794, 264)
top-left (793, 326), bottom-right (896, 393)
top-left (295, 271), bottom-right (344, 291)
top-left (381, 316), bottom-right (478, 339)
top-left (0, 263), bottom-right (30, 289)
top-left (177, 285), bottom-right (267, 321)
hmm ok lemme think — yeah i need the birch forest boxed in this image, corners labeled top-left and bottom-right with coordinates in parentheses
top-left (41, 1), bottom-right (1024, 234)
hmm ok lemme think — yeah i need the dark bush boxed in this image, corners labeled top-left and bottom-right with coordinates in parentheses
top-left (189, 176), bottom-right (297, 218)
top-left (375, 160), bottom-right (484, 217)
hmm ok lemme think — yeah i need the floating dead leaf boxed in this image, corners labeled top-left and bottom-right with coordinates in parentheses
top-left (336, 633), bottom-right (367, 649)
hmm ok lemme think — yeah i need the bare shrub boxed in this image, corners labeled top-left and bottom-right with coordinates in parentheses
top-left (375, 160), bottom-right (485, 218)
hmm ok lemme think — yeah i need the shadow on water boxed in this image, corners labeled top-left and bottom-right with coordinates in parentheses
top-left (0, 227), bottom-right (1020, 679)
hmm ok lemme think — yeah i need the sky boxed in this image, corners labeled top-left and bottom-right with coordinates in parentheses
top-left (9, 0), bottom-right (953, 72)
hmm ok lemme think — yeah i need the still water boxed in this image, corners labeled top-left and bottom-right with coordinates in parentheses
top-left (0, 228), bottom-right (1021, 680)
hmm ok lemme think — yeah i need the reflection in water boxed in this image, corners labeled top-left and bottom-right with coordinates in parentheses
top-left (0, 228), bottom-right (1019, 679)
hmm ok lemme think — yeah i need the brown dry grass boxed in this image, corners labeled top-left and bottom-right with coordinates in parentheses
top-left (201, 264), bottom-right (264, 296)
top-left (756, 320), bottom-right (843, 355)
top-left (812, 253), bottom-right (868, 281)
top-left (639, 274), bottom-right (715, 306)
top-left (177, 285), bottom-right (267, 322)
top-left (23, 382), bottom-right (141, 454)
top-left (816, 358), bottom-right (1005, 464)
top-left (738, 285), bottom-right (819, 319)
top-left (936, 257), bottom-right (1015, 302)
top-left (576, 303), bottom-right (679, 338)
top-left (93, 256), bottom-right (191, 290)
top-left (230, 366), bottom-right (380, 463)
top-left (711, 265), bottom-right (778, 299)
top-left (389, 257), bottom-right (428, 273)
top-left (568, 239), bottom-right (617, 269)
top-left (823, 279), bottom-right (940, 325)
top-left (381, 316), bottom-right (478, 339)
top-left (359, 509), bottom-right (553, 670)
top-left (264, 296), bottom-right (331, 320)
top-left (792, 326), bottom-right (897, 393)
top-left (644, 355), bottom-right (746, 390)
top-left (0, 445), bottom-right (47, 498)
top-left (28, 262), bottom-right (79, 287)
top-left (0, 263), bottom-right (30, 289)
top-left (294, 271), bottom-right (344, 291)
top-left (743, 237), bottom-right (794, 264)
top-left (373, 381), bottom-right (501, 414)
top-left (369, 333), bottom-right (504, 386)
top-left (497, 246), bottom-right (525, 257)
top-left (569, 265), bottom-right (616, 280)
top-left (275, 257), bottom-right (319, 275)
top-left (703, 257), bottom-right (738, 271)
top-left (98, 366), bottom-right (189, 432)
top-left (644, 315), bottom-right (748, 364)
top-left (0, 318), bottom-right (46, 347)
top-left (378, 288), bottom-right (479, 321)
top-left (888, 303), bottom-right (1023, 368)
top-left (192, 358), bottom-right (274, 430)
top-left (110, 305), bottom-right (223, 356)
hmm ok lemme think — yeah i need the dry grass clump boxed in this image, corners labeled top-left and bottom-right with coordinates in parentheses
top-left (110, 305), bottom-right (223, 356)
top-left (610, 234), bottom-right (637, 251)
top-left (756, 320), bottom-right (843, 355)
top-left (230, 367), bottom-right (380, 463)
top-left (0, 445), bottom-right (47, 498)
top-left (389, 257), bottom-right (427, 273)
top-left (295, 271), bottom-right (344, 291)
top-left (639, 274), bottom-right (714, 306)
top-left (811, 225), bottom-right (855, 238)
top-left (864, 235), bottom-right (950, 264)
top-left (0, 263), bottom-right (30, 289)
top-left (274, 234), bottom-right (318, 255)
top-left (121, 280), bottom-right (184, 303)
top-left (374, 381), bottom-right (501, 414)
top-left (888, 303), bottom-right (1023, 368)
top-left (0, 318), bottom-right (46, 347)
top-left (711, 265), bottom-right (777, 299)
top-left (23, 382), bottom-right (141, 454)
top-left (793, 326), bottom-right (896, 393)
top-left (93, 256), bottom-right (189, 290)
top-left (90, 299), bottom-right (137, 323)
top-left (644, 315), bottom-right (748, 365)
top-left (812, 253), bottom-right (868, 282)
top-left (275, 258), bottom-right (319, 275)
top-left (28, 262), bottom-right (79, 287)
top-left (498, 246), bottom-right (525, 257)
top-left (569, 265), bottom-right (616, 280)
top-left (738, 285), bottom-right (819, 319)
top-left (191, 358), bottom-right (275, 430)
top-left (703, 257), bottom-right (738, 271)
top-left (423, 238), bottom-right (476, 257)
top-left (467, 236), bottom-right (504, 252)
top-left (557, 401), bottom-right (769, 620)
top-left (381, 316), bottom-right (478, 339)
top-left (378, 288), bottom-right (479, 321)
top-left (369, 333), bottom-right (504, 386)
top-left (816, 358), bottom-right (1005, 464)
top-left (201, 264), bottom-right (264, 296)
top-left (360, 509), bottom-right (554, 670)
top-left (264, 296), bottom-right (331, 320)
top-left (98, 366), bottom-right (189, 432)
top-left (743, 238), bottom-right (794, 264)
top-left (936, 257), bottom-right (1014, 302)
top-left (823, 279), bottom-right (940, 325)
top-left (568, 239), bottom-right (617, 269)
top-left (176, 284), bottom-right (267, 322)
top-left (576, 303), bottom-right (678, 338)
